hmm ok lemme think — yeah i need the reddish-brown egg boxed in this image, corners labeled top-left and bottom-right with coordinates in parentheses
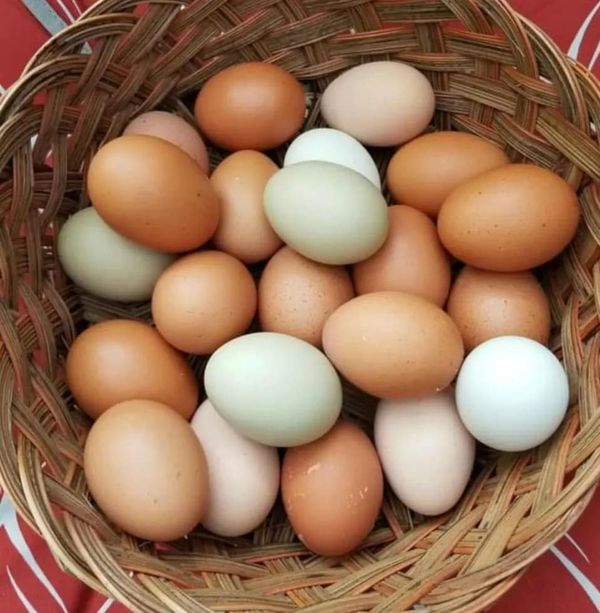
top-left (352, 205), bottom-right (451, 306)
top-left (259, 247), bottom-right (355, 346)
top-left (194, 63), bottom-right (305, 151)
top-left (84, 399), bottom-right (208, 541)
top-left (437, 164), bottom-right (580, 271)
top-left (386, 131), bottom-right (509, 217)
top-left (447, 266), bottom-right (551, 351)
top-left (322, 291), bottom-right (464, 398)
top-left (87, 135), bottom-right (219, 252)
top-left (66, 319), bottom-right (198, 420)
top-left (152, 251), bottom-right (257, 354)
top-left (282, 420), bottom-right (383, 557)
top-left (210, 151), bottom-right (282, 263)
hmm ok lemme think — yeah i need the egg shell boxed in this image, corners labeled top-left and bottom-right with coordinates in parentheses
top-left (87, 135), bottom-right (219, 253)
top-left (322, 291), bottom-right (464, 398)
top-left (456, 336), bottom-right (569, 452)
top-left (151, 251), bottom-right (257, 355)
top-left (352, 205), bottom-right (451, 306)
top-left (57, 207), bottom-right (175, 302)
top-left (258, 246), bottom-right (355, 346)
top-left (281, 420), bottom-right (383, 556)
top-left (194, 62), bottom-right (305, 151)
top-left (264, 161), bottom-right (388, 265)
top-left (386, 131), bottom-right (510, 217)
top-left (84, 399), bottom-right (208, 541)
top-left (283, 128), bottom-right (381, 188)
top-left (320, 61), bottom-right (435, 146)
top-left (447, 266), bottom-right (551, 351)
top-left (66, 319), bottom-right (198, 420)
top-left (374, 391), bottom-right (475, 516)
top-left (437, 164), bottom-right (580, 272)
top-left (210, 151), bottom-right (282, 263)
top-left (191, 399), bottom-right (279, 537)
top-left (204, 332), bottom-right (342, 447)
top-left (123, 111), bottom-right (210, 172)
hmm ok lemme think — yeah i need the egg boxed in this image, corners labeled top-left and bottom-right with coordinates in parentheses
top-left (264, 161), bottom-right (388, 265)
top-left (57, 207), bottom-right (175, 302)
top-left (447, 266), bottom-right (551, 351)
top-left (84, 399), bottom-right (208, 541)
top-left (386, 131), bottom-right (510, 217)
top-left (191, 399), bottom-right (279, 537)
top-left (374, 391), bottom-right (475, 516)
top-left (437, 164), bottom-right (580, 271)
top-left (283, 128), bottom-right (380, 188)
top-left (194, 62), bottom-right (305, 151)
top-left (204, 332), bottom-right (342, 446)
top-left (151, 251), bottom-right (257, 355)
top-left (322, 291), bottom-right (464, 398)
top-left (320, 61), bottom-right (435, 146)
top-left (258, 246), bottom-right (355, 346)
top-left (281, 420), bottom-right (383, 556)
top-left (456, 336), bottom-right (570, 451)
top-left (66, 319), bottom-right (198, 420)
top-left (123, 111), bottom-right (210, 172)
top-left (210, 151), bottom-right (282, 263)
top-left (352, 205), bottom-right (451, 306)
top-left (87, 135), bottom-right (219, 252)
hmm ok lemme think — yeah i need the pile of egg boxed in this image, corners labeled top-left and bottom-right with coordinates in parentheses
top-left (59, 60), bottom-right (578, 555)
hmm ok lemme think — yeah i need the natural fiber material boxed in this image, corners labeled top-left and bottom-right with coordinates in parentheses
top-left (0, 0), bottom-right (598, 610)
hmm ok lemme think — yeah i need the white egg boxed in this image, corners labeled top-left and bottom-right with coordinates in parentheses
top-left (283, 128), bottom-right (381, 189)
top-left (456, 336), bottom-right (569, 452)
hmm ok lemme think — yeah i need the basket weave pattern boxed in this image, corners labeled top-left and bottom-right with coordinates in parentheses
top-left (0, 0), bottom-right (599, 611)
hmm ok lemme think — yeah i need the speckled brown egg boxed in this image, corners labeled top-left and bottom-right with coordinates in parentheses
top-left (66, 319), bottom-right (198, 420)
top-left (352, 205), bottom-right (451, 306)
top-left (259, 247), bottom-right (355, 346)
top-left (446, 266), bottom-right (551, 351)
top-left (282, 420), bottom-right (383, 557)
top-left (437, 164), bottom-right (580, 271)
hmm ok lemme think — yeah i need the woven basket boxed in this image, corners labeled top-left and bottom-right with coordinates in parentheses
top-left (0, 0), bottom-right (599, 611)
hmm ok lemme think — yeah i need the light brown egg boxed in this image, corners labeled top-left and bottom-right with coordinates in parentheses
top-left (322, 291), bottom-right (464, 398)
top-left (66, 319), bottom-right (198, 420)
top-left (151, 251), bottom-right (257, 354)
top-left (123, 111), bottom-right (210, 172)
top-left (210, 151), bottom-right (282, 263)
top-left (447, 266), bottom-right (551, 351)
top-left (84, 400), bottom-right (208, 541)
top-left (438, 164), bottom-right (580, 271)
top-left (281, 420), bottom-right (383, 557)
top-left (352, 205), bottom-right (451, 306)
top-left (259, 247), bottom-right (354, 346)
top-left (386, 131), bottom-right (509, 217)
top-left (194, 63), bottom-right (305, 151)
top-left (87, 135), bottom-right (219, 253)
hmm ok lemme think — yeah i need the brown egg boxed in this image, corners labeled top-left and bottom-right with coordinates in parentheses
top-left (194, 63), bottom-right (305, 151)
top-left (352, 205), bottom-right (451, 306)
top-left (152, 251), bottom-right (257, 354)
top-left (210, 151), bottom-right (282, 263)
top-left (259, 247), bottom-right (354, 346)
top-left (84, 400), bottom-right (208, 541)
top-left (87, 135), bottom-right (219, 253)
top-left (438, 164), bottom-right (580, 272)
top-left (447, 266), bottom-right (551, 351)
top-left (322, 291), bottom-right (464, 398)
top-left (123, 111), bottom-right (210, 172)
top-left (386, 131), bottom-right (509, 217)
top-left (281, 420), bottom-right (383, 556)
top-left (66, 319), bottom-right (198, 420)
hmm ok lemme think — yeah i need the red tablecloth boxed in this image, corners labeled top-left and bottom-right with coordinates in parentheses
top-left (1, 1), bottom-right (599, 611)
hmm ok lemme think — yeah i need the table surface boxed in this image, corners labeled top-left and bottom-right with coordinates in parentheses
top-left (1, 1), bottom-right (599, 611)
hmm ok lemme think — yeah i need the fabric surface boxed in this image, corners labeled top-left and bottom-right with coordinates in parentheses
top-left (0, 0), bottom-right (599, 611)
